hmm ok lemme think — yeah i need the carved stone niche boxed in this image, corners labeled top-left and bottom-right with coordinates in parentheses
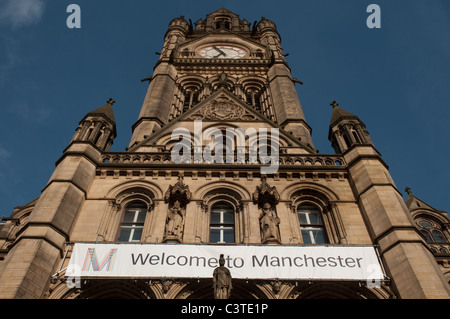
top-left (253, 175), bottom-right (281, 245)
top-left (163, 174), bottom-right (191, 243)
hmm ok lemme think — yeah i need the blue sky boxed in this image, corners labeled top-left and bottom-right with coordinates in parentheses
top-left (0, 0), bottom-right (449, 218)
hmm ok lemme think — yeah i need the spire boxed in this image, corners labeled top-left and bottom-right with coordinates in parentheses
top-left (404, 186), bottom-right (442, 212)
top-left (328, 100), bottom-right (373, 153)
top-left (329, 100), bottom-right (360, 127)
top-left (86, 98), bottom-right (116, 124)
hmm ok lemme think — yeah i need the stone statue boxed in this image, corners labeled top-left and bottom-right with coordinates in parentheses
top-left (253, 175), bottom-right (281, 244)
top-left (218, 72), bottom-right (228, 89)
top-left (165, 200), bottom-right (184, 238)
top-left (213, 254), bottom-right (232, 299)
top-left (163, 173), bottom-right (191, 243)
top-left (259, 202), bottom-right (280, 242)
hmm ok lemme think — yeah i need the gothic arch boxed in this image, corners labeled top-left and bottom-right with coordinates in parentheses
top-left (411, 209), bottom-right (450, 226)
top-left (173, 279), bottom-right (267, 299)
top-left (238, 76), bottom-right (267, 95)
top-left (48, 280), bottom-right (158, 299)
top-left (280, 182), bottom-right (340, 202)
top-left (411, 210), bottom-right (450, 254)
top-left (281, 183), bottom-right (345, 245)
top-left (95, 182), bottom-right (162, 242)
top-left (105, 180), bottom-right (163, 200)
top-left (178, 74), bottom-right (206, 89)
top-left (237, 75), bottom-right (267, 86)
top-left (192, 181), bottom-right (251, 244)
top-left (0, 205), bottom-right (35, 252)
top-left (288, 281), bottom-right (391, 299)
top-left (78, 280), bottom-right (157, 299)
top-left (192, 180), bottom-right (251, 201)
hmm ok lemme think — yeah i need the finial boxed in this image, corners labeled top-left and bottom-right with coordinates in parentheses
top-left (330, 100), bottom-right (339, 108)
top-left (405, 187), bottom-right (412, 195)
top-left (107, 98), bottom-right (116, 106)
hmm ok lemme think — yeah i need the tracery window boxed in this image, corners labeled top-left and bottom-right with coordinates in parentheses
top-left (417, 219), bottom-right (447, 243)
top-left (297, 204), bottom-right (328, 244)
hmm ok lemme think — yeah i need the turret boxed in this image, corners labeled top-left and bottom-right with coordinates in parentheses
top-left (0, 99), bottom-right (114, 298)
top-left (72, 98), bottom-right (117, 151)
top-left (328, 100), bottom-right (373, 153)
top-left (257, 17), bottom-right (283, 61)
top-left (330, 100), bottom-right (450, 298)
top-left (161, 16), bottom-right (190, 60)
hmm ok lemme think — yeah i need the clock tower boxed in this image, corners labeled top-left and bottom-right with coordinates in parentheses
top-left (129, 7), bottom-right (314, 152)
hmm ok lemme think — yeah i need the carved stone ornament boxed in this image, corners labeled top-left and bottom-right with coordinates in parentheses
top-left (205, 97), bottom-right (245, 120)
top-left (164, 173), bottom-right (192, 207)
top-left (253, 175), bottom-right (281, 244)
top-left (163, 174), bottom-right (191, 243)
top-left (196, 95), bottom-right (246, 121)
top-left (252, 175), bottom-right (280, 208)
top-left (213, 254), bottom-right (232, 299)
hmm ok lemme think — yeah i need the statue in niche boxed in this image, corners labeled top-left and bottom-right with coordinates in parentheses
top-left (259, 202), bottom-right (280, 242)
top-left (213, 254), bottom-right (232, 299)
top-left (164, 200), bottom-right (184, 238)
top-left (164, 173), bottom-right (191, 243)
top-left (253, 175), bottom-right (281, 244)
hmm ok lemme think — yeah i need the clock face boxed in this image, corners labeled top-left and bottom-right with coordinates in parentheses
top-left (198, 45), bottom-right (247, 59)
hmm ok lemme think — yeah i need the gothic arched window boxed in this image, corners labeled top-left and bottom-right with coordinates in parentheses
top-left (352, 130), bottom-right (361, 144)
top-left (117, 202), bottom-right (147, 242)
top-left (297, 204), bottom-right (328, 244)
top-left (245, 91), bottom-right (262, 112)
top-left (209, 201), bottom-right (235, 244)
top-left (417, 219), bottom-right (447, 243)
top-left (183, 90), bottom-right (199, 112)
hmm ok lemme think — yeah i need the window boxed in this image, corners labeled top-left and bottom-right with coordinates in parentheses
top-left (352, 130), bottom-right (361, 143)
top-left (183, 91), bottom-right (199, 112)
top-left (118, 202), bottom-right (147, 242)
top-left (210, 202), bottom-right (235, 244)
top-left (215, 17), bottom-right (231, 30)
top-left (418, 219), bottom-right (447, 243)
top-left (432, 230), bottom-right (446, 243)
top-left (245, 91), bottom-right (262, 112)
top-left (343, 133), bottom-right (352, 149)
top-left (297, 205), bottom-right (328, 244)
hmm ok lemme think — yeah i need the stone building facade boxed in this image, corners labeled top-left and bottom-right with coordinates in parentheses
top-left (0, 8), bottom-right (449, 299)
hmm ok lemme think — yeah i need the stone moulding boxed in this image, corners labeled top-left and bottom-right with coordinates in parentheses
top-left (99, 153), bottom-right (346, 167)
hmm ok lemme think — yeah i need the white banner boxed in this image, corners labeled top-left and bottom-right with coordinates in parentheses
top-left (67, 243), bottom-right (384, 281)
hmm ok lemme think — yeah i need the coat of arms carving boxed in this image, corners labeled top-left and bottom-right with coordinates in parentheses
top-left (202, 96), bottom-right (245, 120)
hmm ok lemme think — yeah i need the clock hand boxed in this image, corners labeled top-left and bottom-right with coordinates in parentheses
top-left (213, 46), bottom-right (226, 58)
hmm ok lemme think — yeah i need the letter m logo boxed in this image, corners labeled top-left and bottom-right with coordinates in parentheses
top-left (82, 248), bottom-right (118, 272)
